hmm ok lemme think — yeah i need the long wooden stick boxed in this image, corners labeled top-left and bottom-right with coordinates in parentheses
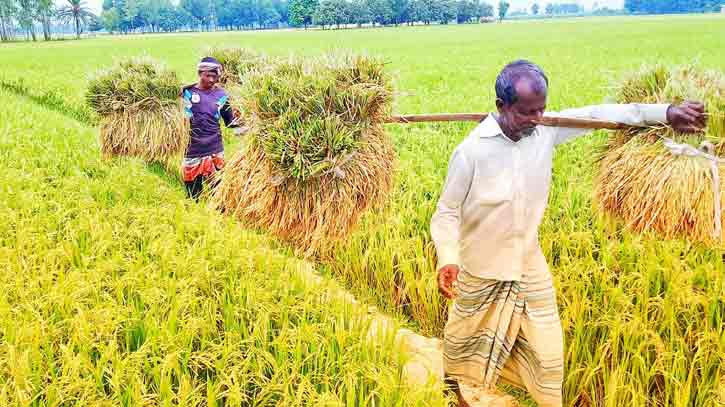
top-left (385, 113), bottom-right (488, 123)
top-left (385, 113), bottom-right (638, 130)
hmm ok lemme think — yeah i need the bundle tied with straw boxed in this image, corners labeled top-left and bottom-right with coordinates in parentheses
top-left (86, 56), bottom-right (189, 167)
top-left (595, 64), bottom-right (725, 245)
top-left (212, 54), bottom-right (395, 256)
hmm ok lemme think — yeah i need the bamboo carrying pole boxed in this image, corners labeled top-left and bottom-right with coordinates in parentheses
top-left (385, 113), bottom-right (639, 130)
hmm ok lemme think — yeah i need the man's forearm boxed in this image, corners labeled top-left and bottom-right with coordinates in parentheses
top-left (431, 209), bottom-right (462, 270)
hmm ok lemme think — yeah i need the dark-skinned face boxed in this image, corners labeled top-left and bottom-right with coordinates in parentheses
top-left (198, 70), bottom-right (219, 90)
top-left (495, 78), bottom-right (547, 141)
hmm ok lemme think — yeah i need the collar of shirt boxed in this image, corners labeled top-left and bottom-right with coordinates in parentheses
top-left (476, 113), bottom-right (504, 138)
top-left (476, 113), bottom-right (535, 141)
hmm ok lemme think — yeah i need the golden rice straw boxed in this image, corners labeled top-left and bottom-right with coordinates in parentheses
top-left (212, 54), bottom-right (394, 257)
top-left (87, 56), bottom-right (189, 171)
top-left (594, 63), bottom-right (725, 246)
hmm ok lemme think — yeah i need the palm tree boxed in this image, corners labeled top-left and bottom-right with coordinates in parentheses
top-left (56, 0), bottom-right (95, 39)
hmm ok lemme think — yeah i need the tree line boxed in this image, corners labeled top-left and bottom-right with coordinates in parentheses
top-left (1, 0), bottom-right (721, 42)
top-left (0, 0), bottom-right (499, 40)
top-left (624, 0), bottom-right (721, 14)
top-left (99, 0), bottom-right (499, 32)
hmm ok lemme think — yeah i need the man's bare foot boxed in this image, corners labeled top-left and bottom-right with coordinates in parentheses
top-left (459, 382), bottom-right (519, 407)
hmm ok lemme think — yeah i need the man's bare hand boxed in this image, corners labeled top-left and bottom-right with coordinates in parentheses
top-left (437, 264), bottom-right (460, 299)
top-left (667, 101), bottom-right (707, 133)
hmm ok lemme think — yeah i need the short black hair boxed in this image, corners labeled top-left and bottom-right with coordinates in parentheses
top-left (495, 60), bottom-right (548, 106)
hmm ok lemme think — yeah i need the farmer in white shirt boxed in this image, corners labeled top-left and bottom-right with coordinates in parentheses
top-left (431, 59), bottom-right (706, 406)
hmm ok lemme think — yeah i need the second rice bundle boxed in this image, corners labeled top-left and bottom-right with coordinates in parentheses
top-left (212, 54), bottom-right (395, 256)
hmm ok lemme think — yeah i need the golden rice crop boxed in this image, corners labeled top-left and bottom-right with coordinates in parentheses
top-left (0, 88), bottom-right (450, 407)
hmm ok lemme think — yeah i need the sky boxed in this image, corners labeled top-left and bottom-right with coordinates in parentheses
top-left (83, 0), bottom-right (104, 14)
top-left (503, 0), bottom-right (623, 12)
top-left (80, 0), bottom-right (625, 18)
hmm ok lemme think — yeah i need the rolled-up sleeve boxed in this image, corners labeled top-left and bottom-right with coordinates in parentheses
top-left (550, 103), bottom-right (670, 145)
top-left (430, 147), bottom-right (474, 270)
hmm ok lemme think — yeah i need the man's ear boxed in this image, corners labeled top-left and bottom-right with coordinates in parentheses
top-left (495, 98), bottom-right (505, 111)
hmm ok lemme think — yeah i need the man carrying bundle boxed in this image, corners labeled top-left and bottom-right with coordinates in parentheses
top-left (181, 56), bottom-right (243, 200)
top-left (431, 60), bottom-right (706, 406)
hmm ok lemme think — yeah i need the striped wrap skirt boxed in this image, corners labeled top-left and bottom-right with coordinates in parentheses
top-left (443, 267), bottom-right (564, 407)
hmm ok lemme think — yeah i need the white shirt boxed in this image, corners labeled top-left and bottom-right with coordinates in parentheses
top-left (430, 103), bottom-right (670, 281)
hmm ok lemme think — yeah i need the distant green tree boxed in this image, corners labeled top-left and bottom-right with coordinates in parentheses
top-left (366, 0), bottom-right (392, 26)
top-left (478, 1), bottom-right (493, 17)
top-left (288, 0), bottom-right (317, 27)
top-left (455, 0), bottom-right (477, 23)
top-left (180, 0), bottom-right (210, 29)
top-left (101, 7), bottom-right (120, 31)
top-left (88, 13), bottom-right (104, 30)
top-left (0, 0), bottom-right (17, 42)
top-left (389, 0), bottom-right (409, 24)
top-left (313, 0), bottom-right (348, 28)
top-left (497, 0), bottom-right (509, 21)
top-left (348, 0), bottom-right (371, 26)
top-left (438, 0), bottom-right (455, 22)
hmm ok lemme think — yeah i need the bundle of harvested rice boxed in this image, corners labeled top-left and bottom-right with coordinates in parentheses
top-left (212, 54), bottom-right (395, 256)
top-left (595, 64), bottom-right (725, 245)
top-left (204, 46), bottom-right (269, 86)
top-left (86, 56), bottom-right (189, 166)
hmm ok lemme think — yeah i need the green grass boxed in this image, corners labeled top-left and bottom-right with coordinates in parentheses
top-left (1, 14), bottom-right (725, 406)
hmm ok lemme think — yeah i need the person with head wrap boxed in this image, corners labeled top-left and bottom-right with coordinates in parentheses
top-left (180, 56), bottom-right (243, 200)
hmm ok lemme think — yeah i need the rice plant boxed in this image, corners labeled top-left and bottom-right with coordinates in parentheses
top-left (0, 88), bottom-right (449, 407)
top-left (1, 16), bottom-right (724, 406)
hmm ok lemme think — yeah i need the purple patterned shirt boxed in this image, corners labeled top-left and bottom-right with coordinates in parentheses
top-left (182, 85), bottom-right (236, 158)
